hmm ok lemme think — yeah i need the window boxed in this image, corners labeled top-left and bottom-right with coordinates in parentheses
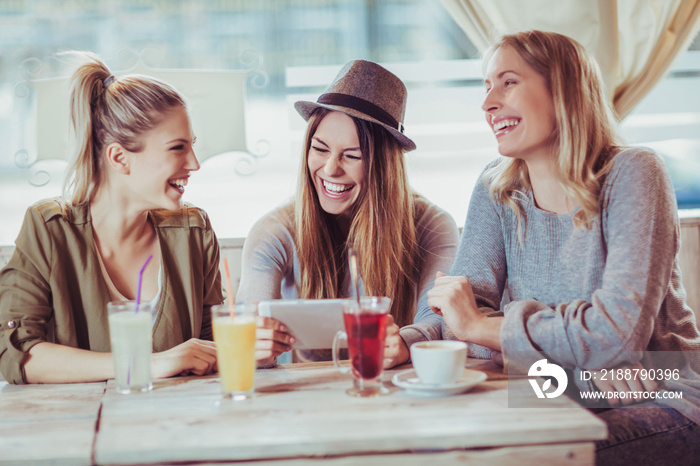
top-left (1, 0), bottom-right (698, 246)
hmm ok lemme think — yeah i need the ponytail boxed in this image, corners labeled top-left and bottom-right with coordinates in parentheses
top-left (63, 52), bottom-right (110, 205)
top-left (62, 52), bottom-right (187, 205)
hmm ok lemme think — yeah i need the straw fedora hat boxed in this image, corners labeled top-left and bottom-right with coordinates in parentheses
top-left (294, 60), bottom-right (416, 151)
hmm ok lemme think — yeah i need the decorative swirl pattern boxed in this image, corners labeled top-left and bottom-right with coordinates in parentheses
top-left (14, 81), bottom-right (33, 99)
top-left (239, 48), bottom-right (269, 89)
top-left (234, 156), bottom-right (256, 177)
top-left (116, 48), bottom-right (141, 70)
top-left (247, 69), bottom-right (270, 89)
top-left (238, 48), bottom-right (263, 70)
top-left (139, 46), bottom-right (167, 69)
top-left (15, 151), bottom-right (54, 186)
top-left (19, 57), bottom-right (43, 81)
top-left (250, 138), bottom-right (271, 159)
top-left (14, 150), bottom-right (30, 169)
top-left (28, 169), bottom-right (51, 187)
top-left (233, 138), bottom-right (271, 177)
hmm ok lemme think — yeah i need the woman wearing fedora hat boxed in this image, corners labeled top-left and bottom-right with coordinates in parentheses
top-left (237, 60), bottom-right (459, 367)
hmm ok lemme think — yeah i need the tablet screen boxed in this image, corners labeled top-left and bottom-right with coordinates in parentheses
top-left (257, 299), bottom-right (349, 349)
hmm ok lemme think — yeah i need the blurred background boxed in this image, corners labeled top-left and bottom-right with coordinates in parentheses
top-left (1, 0), bottom-right (699, 245)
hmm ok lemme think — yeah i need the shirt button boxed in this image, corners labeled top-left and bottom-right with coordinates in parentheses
top-left (7, 320), bottom-right (16, 329)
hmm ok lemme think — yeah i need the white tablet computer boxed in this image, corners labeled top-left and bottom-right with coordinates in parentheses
top-left (257, 299), bottom-right (348, 349)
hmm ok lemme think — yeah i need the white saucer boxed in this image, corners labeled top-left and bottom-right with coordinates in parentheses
top-left (391, 369), bottom-right (487, 397)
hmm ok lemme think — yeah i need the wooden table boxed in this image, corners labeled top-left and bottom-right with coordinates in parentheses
top-left (0, 381), bottom-right (105, 464)
top-left (0, 359), bottom-right (606, 465)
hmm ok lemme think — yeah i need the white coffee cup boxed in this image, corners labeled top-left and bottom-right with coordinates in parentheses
top-left (410, 340), bottom-right (467, 385)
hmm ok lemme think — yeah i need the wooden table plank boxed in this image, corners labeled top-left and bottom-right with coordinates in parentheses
top-left (0, 381), bottom-right (105, 465)
top-left (94, 361), bottom-right (605, 465)
top-left (208, 443), bottom-right (594, 466)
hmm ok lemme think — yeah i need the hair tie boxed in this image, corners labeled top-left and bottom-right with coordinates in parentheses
top-left (103, 75), bottom-right (116, 88)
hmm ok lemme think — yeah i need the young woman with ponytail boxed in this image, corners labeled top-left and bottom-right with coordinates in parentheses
top-left (0, 52), bottom-right (224, 384)
top-left (237, 60), bottom-right (459, 367)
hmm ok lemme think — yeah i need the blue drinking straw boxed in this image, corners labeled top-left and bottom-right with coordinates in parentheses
top-left (134, 255), bottom-right (153, 314)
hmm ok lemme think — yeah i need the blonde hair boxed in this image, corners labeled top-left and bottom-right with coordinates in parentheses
top-left (63, 52), bottom-right (186, 205)
top-left (482, 30), bottom-right (621, 235)
top-left (295, 108), bottom-right (419, 327)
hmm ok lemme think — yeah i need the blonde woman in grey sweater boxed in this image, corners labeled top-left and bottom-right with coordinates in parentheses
top-left (428, 31), bottom-right (700, 465)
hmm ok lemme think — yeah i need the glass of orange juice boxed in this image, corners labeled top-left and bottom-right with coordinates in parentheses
top-left (212, 302), bottom-right (257, 400)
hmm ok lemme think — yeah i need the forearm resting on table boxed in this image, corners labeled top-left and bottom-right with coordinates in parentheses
top-left (467, 316), bottom-right (504, 352)
top-left (24, 342), bottom-right (114, 384)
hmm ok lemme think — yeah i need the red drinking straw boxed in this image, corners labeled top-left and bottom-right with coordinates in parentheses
top-left (135, 255), bottom-right (153, 314)
top-left (223, 258), bottom-right (235, 318)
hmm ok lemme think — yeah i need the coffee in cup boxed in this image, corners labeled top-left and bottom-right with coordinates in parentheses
top-left (410, 340), bottom-right (467, 385)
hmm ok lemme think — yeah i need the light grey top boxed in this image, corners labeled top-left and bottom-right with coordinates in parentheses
top-left (237, 195), bottom-right (459, 358)
top-left (449, 147), bottom-right (700, 422)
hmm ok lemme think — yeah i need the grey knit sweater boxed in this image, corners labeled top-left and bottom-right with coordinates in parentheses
top-left (447, 147), bottom-right (700, 422)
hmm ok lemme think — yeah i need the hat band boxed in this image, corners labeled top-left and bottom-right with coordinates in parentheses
top-left (317, 93), bottom-right (404, 134)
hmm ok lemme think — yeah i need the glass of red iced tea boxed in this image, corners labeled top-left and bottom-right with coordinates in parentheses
top-left (332, 296), bottom-right (391, 397)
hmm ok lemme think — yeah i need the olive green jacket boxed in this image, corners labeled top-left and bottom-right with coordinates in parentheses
top-left (0, 198), bottom-right (224, 384)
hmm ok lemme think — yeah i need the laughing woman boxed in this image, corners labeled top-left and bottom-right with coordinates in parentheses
top-left (427, 31), bottom-right (700, 465)
top-left (0, 53), bottom-right (223, 384)
top-left (237, 60), bottom-right (459, 367)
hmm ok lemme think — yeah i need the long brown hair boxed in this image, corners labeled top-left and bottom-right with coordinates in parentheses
top-left (63, 51), bottom-right (187, 205)
top-left (482, 30), bottom-right (621, 235)
top-left (295, 108), bottom-right (418, 327)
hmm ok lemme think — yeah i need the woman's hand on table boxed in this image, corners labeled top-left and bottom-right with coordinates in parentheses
top-left (255, 316), bottom-right (295, 367)
top-left (591, 362), bottom-right (658, 407)
top-left (383, 314), bottom-right (409, 368)
top-left (152, 338), bottom-right (218, 378)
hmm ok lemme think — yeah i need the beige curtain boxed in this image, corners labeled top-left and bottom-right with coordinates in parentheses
top-left (441, 0), bottom-right (700, 119)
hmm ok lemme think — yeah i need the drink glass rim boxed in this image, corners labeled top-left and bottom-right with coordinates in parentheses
top-left (343, 296), bottom-right (391, 314)
top-left (107, 300), bottom-right (153, 314)
top-left (212, 302), bottom-right (258, 315)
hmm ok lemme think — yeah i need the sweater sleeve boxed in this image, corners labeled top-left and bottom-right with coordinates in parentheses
top-left (236, 208), bottom-right (294, 303)
top-left (501, 150), bottom-right (678, 371)
top-left (448, 171), bottom-right (508, 360)
top-left (399, 202), bottom-right (459, 349)
top-left (0, 205), bottom-right (55, 384)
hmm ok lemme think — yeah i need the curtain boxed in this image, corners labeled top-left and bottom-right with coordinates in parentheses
top-left (441, 0), bottom-right (700, 119)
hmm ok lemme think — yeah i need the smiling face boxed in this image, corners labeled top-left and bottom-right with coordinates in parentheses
top-left (124, 105), bottom-right (200, 210)
top-left (482, 46), bottom-right (557, 163)
top-left (306, 111), bottom-right (365, 219)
